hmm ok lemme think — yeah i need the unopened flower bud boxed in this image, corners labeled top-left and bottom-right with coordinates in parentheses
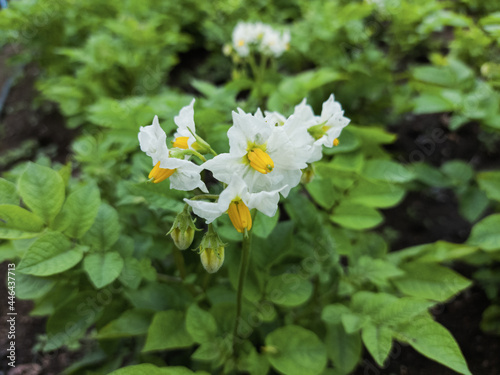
top-left (167, 206), bottom-right (197, 250)
top-left (198, 225), bottom-right (225, 273)
top-left (301, 164), bottom-right (315, 184)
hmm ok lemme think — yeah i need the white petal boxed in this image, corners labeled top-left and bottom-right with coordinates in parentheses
top-left (184, 199), bottom-right (223, 223)
top-left (246, 187), bottom-right (284, 217)
top-left (203, 154), bottom-right (246, 185)
top-left (174, 99), bottom-right (197, 147)
top-left (164, 158), bottom-right (207, 192)
top-left (138, 115), bottom-right (169, 165)
top-left (231, 110), bottom-right (272, 149)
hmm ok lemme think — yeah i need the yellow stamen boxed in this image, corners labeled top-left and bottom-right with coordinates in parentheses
top-left (237, 40), bottom-right (245, 47)
top-left (173, 136), bottom-right (189, 149)
top-left (333, 138), bottom-right (339, 146)
top-left (227, 200), bottom-right (252, 233)
top-left (247, 148), bottom-right (274, 174)
top-left (148, 161), bottom-right (175, 183)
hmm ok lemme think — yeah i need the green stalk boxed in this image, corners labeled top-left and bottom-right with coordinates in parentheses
top-left (233, 230), bottom-right (252, 351)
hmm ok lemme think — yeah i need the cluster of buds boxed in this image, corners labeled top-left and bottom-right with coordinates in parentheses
top-left (138, 93), bottom-right (349, 273)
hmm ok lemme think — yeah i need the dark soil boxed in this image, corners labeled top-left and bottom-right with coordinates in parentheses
top-left (1, 46), bottom-right (500, 375)
top-left (0, 47), bottom-right (76, 173)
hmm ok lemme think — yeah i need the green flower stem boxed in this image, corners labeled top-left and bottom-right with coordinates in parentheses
top-left (172, 246), bottom-right (187, 279)
top-left (233, 229), bottom-right (252, 351)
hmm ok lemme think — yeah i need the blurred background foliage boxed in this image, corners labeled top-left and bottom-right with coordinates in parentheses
top-left (1, 0), bottom-right (500, 374)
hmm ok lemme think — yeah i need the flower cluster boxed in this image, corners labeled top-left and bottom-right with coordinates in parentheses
top-left (138, 95), bottom-right (349, 271)
top-left (231, 21), bottom-right (290, 58)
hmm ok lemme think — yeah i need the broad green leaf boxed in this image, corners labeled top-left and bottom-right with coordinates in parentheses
top-left (125, 283), bottom-right (193, 311)
top-left (350, 256), bottom-right (404, 287)
top-left (237, 343), bottom-right (271, 375)
top-left (143, 310), bottom-right (194, 352)
top-left (265, 274), bottom-right (313, 307)
top-left (467, 214), bottom-right (500, 251)
top-left (0, 178), bottom-right (18, 205)
top-left (16, 273), bottom-right (55, 300)
top-left (412, 163), bottom-right (453, 188)
top-left (192, 341), bottom-right (220, 362)
top-left (458, 187), bottom-right (489, 222)
top-left (60, 183), bottom-right (101, 238)
top-left (18, 232), bottom-right (84, 276)
top-left (252, 221), bottom-right (294, 269)
top-left (361, 323), bottom-right (393, 367)
top-left (186, 304), bottom-right (218, 343)
top-left (83, 252), bottom-right (124, 288)
top-left (362, 160), bottom-right (414, 183)
top-left (83, 203), bottom-right (120, 251)
top-left (441, 161), bottom-right (474, 185)
top-left (108, 364), bottom-right (205, 375)
top-left (253, 210), bottom-right (279, 239)
top-left (480, 305), bottom-right (500, 335)
top-left (46, 291), bottom-right (103, 350)
top-left (0, 205), bottom-right (45, 239)
top-left (393, 263), bottom-right (472, 301)
top-left (97, 309), bottom-right (152, 339)
top-left (330, 202), bottom-right (383, 230)
top-left (18, 163), bottom-right (65, 224)
top-left (119, 256), bottom-right (143, 290)
top-left (477, 171), bottom-right (500, 202)
top-left (416, 241), bottom-right (478, 262)
top-left (265, 325), bottom-right (327, 375)
top-left (321, 304), bottom-right (351, 325)
top-left (325, 324), bottom-right (361, 374)
top-left (306, 177), bottom-right (340, 209)
top-left (395, 316), bottom-right (472, 375)
top-left (330, 152), bottom-right (364, 172)
top-left (322, 128), bottom-right (361, 155)
top-left (349, 126), bottom-right (396, 145)
top-left (346, 180), bottom-right (405, 208)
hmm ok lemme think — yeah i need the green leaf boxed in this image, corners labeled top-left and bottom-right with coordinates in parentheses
top-left (322, 128), bottom-right (361, 155)
top-left (18, 163), bottom-right (65, 224)
top-left (321, 304), bottom-right (351, 325)
top-left (108, 364), bottom-right (203, 375)
top-left (477, 171), bottom-right (500, 202)
top-left (361, 323), bottom-right (393, 367)
top-left (330, 152), bottom-right (364, 173)
top-left (416, 241), bottom-right (479, 263)
top-left (330, 202), bottom-right (383, 230)
top-left (395, 316), bottom-right (472, 375)
top-left (97, 309), bottom-right (152, 339)
top-left (83, 203), bottom-right (120, 251)
top-left (16, 273), bottom-right (55, 300)
top-left (143, 310), bottom-right (194, 352)
top-left (441, 161), bottom-right (474, 185)
top-left (467, 214), bottom-right (500, 252)
top-left (0, 205), bottom-right (45, 239)
top-left (60, 183), bottom-right (101, 238)
top-left (252, 221), bottom-right (294, 269)
top-left (185, 304), bottom-right (218, 343)
top-left (306, 177), bottom-right (340, 209)
top-left (349, 126), bottom-right (396, 145)
top-left (346, 180), bottom-right (405, 208)
top-left (325, 324), bottom-right (361, 374)
top-left (458, 187), bottom-right (489, 222)
top-left (83, 252), bottom-right (124, 288)
top-left (350, 256), bottom-right (404, 287)
top-left (18, 232), bottom-right (84, 276)
top-left (265, 274), bottom-right (313, 307)
top-left (46, 291), bottom-right (103, 350)
top-left (253, 210), bottom-right (279, 239)
top-left (0, 178), bottom-right (18, 205)
top-left (265, 325), bottom-right (327, 375)
top-left (119, 256), bottom-right (143, 290)
top-left (413, 163), bottom-right (453, 188)
top-left (362, 160), bottom-right (415, 183)
top-left (393, 263), bottom-right (472, 302)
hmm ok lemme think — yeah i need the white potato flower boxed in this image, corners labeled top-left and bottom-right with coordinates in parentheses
top-left (172, 99), bottom-right (197, 150)
top-left (203, 109), bottom-right (309, 197)
top-left (138, 115), bottom-right (208, 192)
top-left (232, 21), bottom-right (290, 58)
top-left (185, 174), bottom-right (283, 233)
